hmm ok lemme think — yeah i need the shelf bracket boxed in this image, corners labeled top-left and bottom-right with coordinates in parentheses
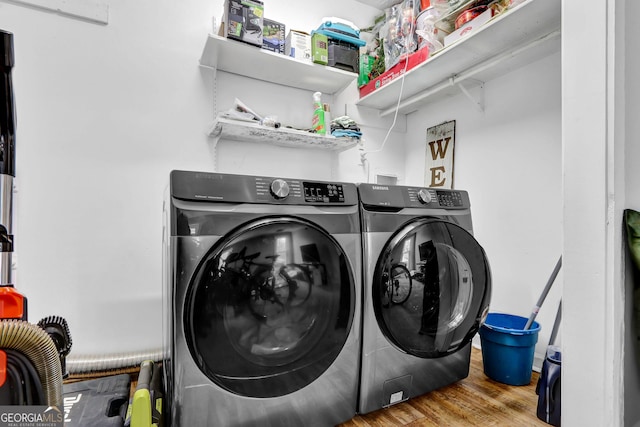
top-left (455, 78), bottom-right (485, 113)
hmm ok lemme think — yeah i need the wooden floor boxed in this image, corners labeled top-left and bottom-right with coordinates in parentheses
top-left (339, 347), bottom-right (549, 427)
top-left (88, 347), bottom-right (549, 426)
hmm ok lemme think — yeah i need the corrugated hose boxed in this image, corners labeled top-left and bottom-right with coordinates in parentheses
top-left (0, 319), bottom-right (63, 406)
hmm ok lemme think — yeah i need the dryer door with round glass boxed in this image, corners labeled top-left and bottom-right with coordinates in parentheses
top-left (373, 218), bottom-right (490, 358)
top-left (184, 216), bottom-right (355, 398)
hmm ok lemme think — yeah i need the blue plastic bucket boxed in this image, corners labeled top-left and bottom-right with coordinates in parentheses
top-left (479, 313), bottom-right (541, 385)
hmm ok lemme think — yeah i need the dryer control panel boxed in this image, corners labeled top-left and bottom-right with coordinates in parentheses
top-left (170, 170), bottom-right (356, 206)
top-left (359, 183), bottom-right (469, 210)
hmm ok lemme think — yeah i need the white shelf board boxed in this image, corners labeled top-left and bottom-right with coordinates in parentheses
top-left (200, 34), bottom-right (358, 95)
top-left (356, 0), bottom-right (561, 114)
top-left (208, 118), bottom-right (359, 152)
top-left (353, 0), bottom-right (400, 9)
top-left (5, 0), bottom-right (109, 24)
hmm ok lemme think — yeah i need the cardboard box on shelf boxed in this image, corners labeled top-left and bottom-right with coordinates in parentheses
top-left (312, 32), bottom-right (328, 65)
top-left (358, 54), bottom-right (375, 87)
top-left (359, 47), bottom-right (429, 98)
top-left (285, 30), bottom-right (311, 61)
top-left (262, 18), bottom-right (285, 54)
top-left (221, 0), bottom-right (264, 47)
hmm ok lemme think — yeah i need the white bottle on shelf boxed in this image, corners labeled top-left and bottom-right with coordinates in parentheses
top-left (323, 104), bottom-right (331, 137)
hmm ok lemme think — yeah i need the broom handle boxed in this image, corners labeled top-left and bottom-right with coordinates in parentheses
top-left (524, 255), bottom-right (562, 330)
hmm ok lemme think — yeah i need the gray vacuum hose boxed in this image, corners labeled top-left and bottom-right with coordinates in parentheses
top-left (67, 349), bottom-right (164, 379)
top-left (0, 319), bottom-right (63, 406)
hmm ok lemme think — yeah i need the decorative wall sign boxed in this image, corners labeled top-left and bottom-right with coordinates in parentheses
top-left (425, 120), bottom-right (455, 189)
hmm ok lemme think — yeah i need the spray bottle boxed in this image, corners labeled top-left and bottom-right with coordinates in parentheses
top-left (312, 91), bottom-right (326, 135)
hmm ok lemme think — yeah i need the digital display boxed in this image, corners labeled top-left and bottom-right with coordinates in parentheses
top-left (303, 182), bottom-right (345, 203)
top-left (436, 190), bottom-right (463, 207)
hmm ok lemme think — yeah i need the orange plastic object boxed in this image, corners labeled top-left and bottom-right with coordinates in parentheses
top-left (0, 350), bottom-right (5, 388)
top-left (0, 287), bottom-right (25, 319)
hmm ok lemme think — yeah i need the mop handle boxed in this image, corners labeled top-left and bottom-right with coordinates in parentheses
top-left (548, 299), bottom-right (562, 346)
top-left (524, 255), bottom-right (562, 330)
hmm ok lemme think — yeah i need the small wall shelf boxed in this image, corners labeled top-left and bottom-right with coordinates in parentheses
top-left (355, 0), bottom-right (561, 116)
top-left (208, 118), bottom-right (359, 151)
top-left (200, 34), bottom-right (358, 95)
top-left (354, 0), bottom-right (399, 9)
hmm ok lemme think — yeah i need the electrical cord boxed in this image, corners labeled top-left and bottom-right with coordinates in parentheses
top-left (12, 354), bottom-right (34, 405)
top-left (15, 349), bottom-right (45, 404)
top-left (6, 363), bottom-right (22, 405)
top-left (361, 10), bottom-right (417, 183)
top-left (3, 349), bottom-right (45, 405)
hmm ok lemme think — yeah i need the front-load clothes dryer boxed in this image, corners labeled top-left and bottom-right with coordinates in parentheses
top-left (357, 183), bottom-right (491, 414)
top-left (162, 170), bottom-right (362, 427)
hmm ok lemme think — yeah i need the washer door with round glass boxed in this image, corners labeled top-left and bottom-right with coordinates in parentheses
top-left (373, 218), bottom-right (490, 358)
top-left (184, 217), bottom-right (355, 398)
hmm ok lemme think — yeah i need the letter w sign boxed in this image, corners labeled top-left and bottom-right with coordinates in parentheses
top-left (425, 120), bottom-right (455, 189)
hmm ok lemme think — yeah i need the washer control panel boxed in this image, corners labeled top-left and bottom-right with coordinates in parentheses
top-left (170, 170), bottom-right (356, 206)
top-left (303, 181), bottom-right (345, 203)
top-left (255, 177), bottom-right (301, 200)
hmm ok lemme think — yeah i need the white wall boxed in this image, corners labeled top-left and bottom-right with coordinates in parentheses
top-left (625, 0), bottom-right (640, 425)
top-left (0, 0), bottom-right (386, 355)
top-left (561, 0), bottom-right (627, 424)
top-left (403, 51), bottom-right (563, 366)
top-left (1, 0), bottom-right (219, 355)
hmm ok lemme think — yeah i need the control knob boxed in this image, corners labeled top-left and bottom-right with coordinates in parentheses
top-left (417, 188), bottom-right (432, 204)
top-left (270, 179), bottom-right (290, 200)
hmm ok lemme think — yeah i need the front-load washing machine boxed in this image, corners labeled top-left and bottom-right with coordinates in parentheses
top-left (163, 170), bottom-right (362, 426)
top-left (357, 183), bottom-right (491, 414)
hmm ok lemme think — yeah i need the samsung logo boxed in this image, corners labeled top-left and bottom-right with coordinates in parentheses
top-left (372, 185), bottom-right (389, 191)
